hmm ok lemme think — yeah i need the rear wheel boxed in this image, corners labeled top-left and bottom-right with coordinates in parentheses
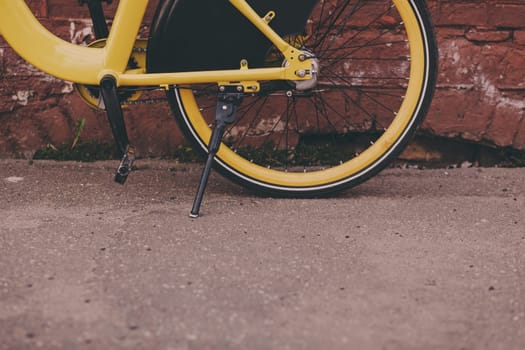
top-left (167, 0), bottom-right (437, 195)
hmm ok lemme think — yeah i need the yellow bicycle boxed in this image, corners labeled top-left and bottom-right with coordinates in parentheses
top-left (0, 0), bottom-right (437, 216)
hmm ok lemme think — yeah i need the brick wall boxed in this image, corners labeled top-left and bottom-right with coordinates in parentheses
top-left (0, 0), bottom-right (177, 157)
top-left (426, 0), bottom-right (525, 149)
top-left (1, 0), bottom-right (525, 158)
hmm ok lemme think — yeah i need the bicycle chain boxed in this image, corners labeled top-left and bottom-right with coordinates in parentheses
top-left (119, 85), bottom-right (220, 106)
top-left (124, 46), bottom-right (180, 105)
top-left (121, 96), bottom-right (168, 106)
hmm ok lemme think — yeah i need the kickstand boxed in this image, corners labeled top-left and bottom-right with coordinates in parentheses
top-left (99, 75), bottom-right (136, 184)
top-left (190, 88), bottom-right (244, 218)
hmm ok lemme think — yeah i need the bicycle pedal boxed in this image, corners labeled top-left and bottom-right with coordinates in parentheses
top-left (114, 171), bottom-right (128, 185)
top-left (114, 145), bottom-right (136, 185)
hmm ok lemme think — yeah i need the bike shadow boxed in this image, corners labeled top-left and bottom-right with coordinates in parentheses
top-left (205, 167), bottom-right (525, 201)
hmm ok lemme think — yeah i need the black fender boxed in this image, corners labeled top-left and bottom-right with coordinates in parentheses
top-left (146, 0), bottom-right (317, 73)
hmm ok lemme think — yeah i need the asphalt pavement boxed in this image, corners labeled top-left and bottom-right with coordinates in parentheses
top-left (1, 159), bottom-right (524, 350)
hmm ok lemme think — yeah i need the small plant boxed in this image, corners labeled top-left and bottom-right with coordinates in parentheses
top-left (171, 145), bottom-right (202, 162)
top-left (71, 118), bottom-right (86, 150)
top-left (33, 141), bottom-right (115, 162)
top-left (33, 118), bottom-right (115, 162)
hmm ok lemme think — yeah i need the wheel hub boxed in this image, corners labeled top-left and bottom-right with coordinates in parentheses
top-left (288, 53), bottom-right (319, 91)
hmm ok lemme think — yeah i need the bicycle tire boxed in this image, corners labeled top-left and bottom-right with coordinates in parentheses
top-left (166, 0), bottom-right (437, 196)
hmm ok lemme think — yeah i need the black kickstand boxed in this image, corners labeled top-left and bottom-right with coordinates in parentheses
top-left (190, 88), bottom-right (244, 218)
top-left (99, 75), bottom-right (136, 185)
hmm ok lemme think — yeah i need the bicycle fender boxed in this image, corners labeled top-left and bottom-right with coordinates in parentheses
top-left (146, 0), bottom-right (317, 73)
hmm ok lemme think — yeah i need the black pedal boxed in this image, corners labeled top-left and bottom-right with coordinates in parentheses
top-left (114, 145), bottom-right (136, 185)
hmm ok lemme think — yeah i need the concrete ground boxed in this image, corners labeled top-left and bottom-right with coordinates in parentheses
top-left (0, 159), bottom-right (524, 350)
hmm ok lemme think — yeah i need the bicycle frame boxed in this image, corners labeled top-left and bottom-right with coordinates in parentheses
top-left (0, 0), bottom-right (312, 87)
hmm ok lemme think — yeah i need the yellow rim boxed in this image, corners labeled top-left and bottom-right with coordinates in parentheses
top-left (179, 0), bottom-right (428, 188)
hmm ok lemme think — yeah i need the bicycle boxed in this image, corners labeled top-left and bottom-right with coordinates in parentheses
top-left (0, 0), bottom-right (438, 217)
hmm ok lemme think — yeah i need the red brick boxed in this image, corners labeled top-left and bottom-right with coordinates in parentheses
top-left (437, 38), bottom-right (483, 87)
top-left (438, 28), bottom-right (467, 39)
top-left (0, 95), bottom-right (16, 115)
top-left (2, 115), bottom-right (47, 154)
top-left (37, 106), bottom-right (73, 145)
top-left (46, 0), bottom-right (118, 19)
top-left (436, 2), bottom-right (488, 27)
top-left (465, 29), bottom-right (511, 43)
top-left (25, 0), bottom-right (48, 18)
top-left (484, 99), bottom-right (525, 147)
top-left (496, 46), bottom-right (525, 89)
top-left (513, 116), bottom-right (525, 150)
top-left (488, 3), bottom-right (525, 28)
top-left (60, 94), bottom-right (111, 142)
top-left (123, 102), bottom-right (182, 157)
top-left (45, 0), bottom-right (158, 23)
top-left (423, 89), bottom-right (494, 142)
top-left (514, 31), bottom-right (525, 46)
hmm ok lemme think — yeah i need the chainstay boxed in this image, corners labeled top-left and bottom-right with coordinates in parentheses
top-left (118, 85), bottom-right (219, 106)
top-left (121, 97), bottom-right (168, 105)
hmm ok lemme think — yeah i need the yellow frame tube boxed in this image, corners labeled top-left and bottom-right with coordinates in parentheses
top-left (0, 0), bottom-right (310, 86)
top-left (0, 0), bottom-right (107, 84)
